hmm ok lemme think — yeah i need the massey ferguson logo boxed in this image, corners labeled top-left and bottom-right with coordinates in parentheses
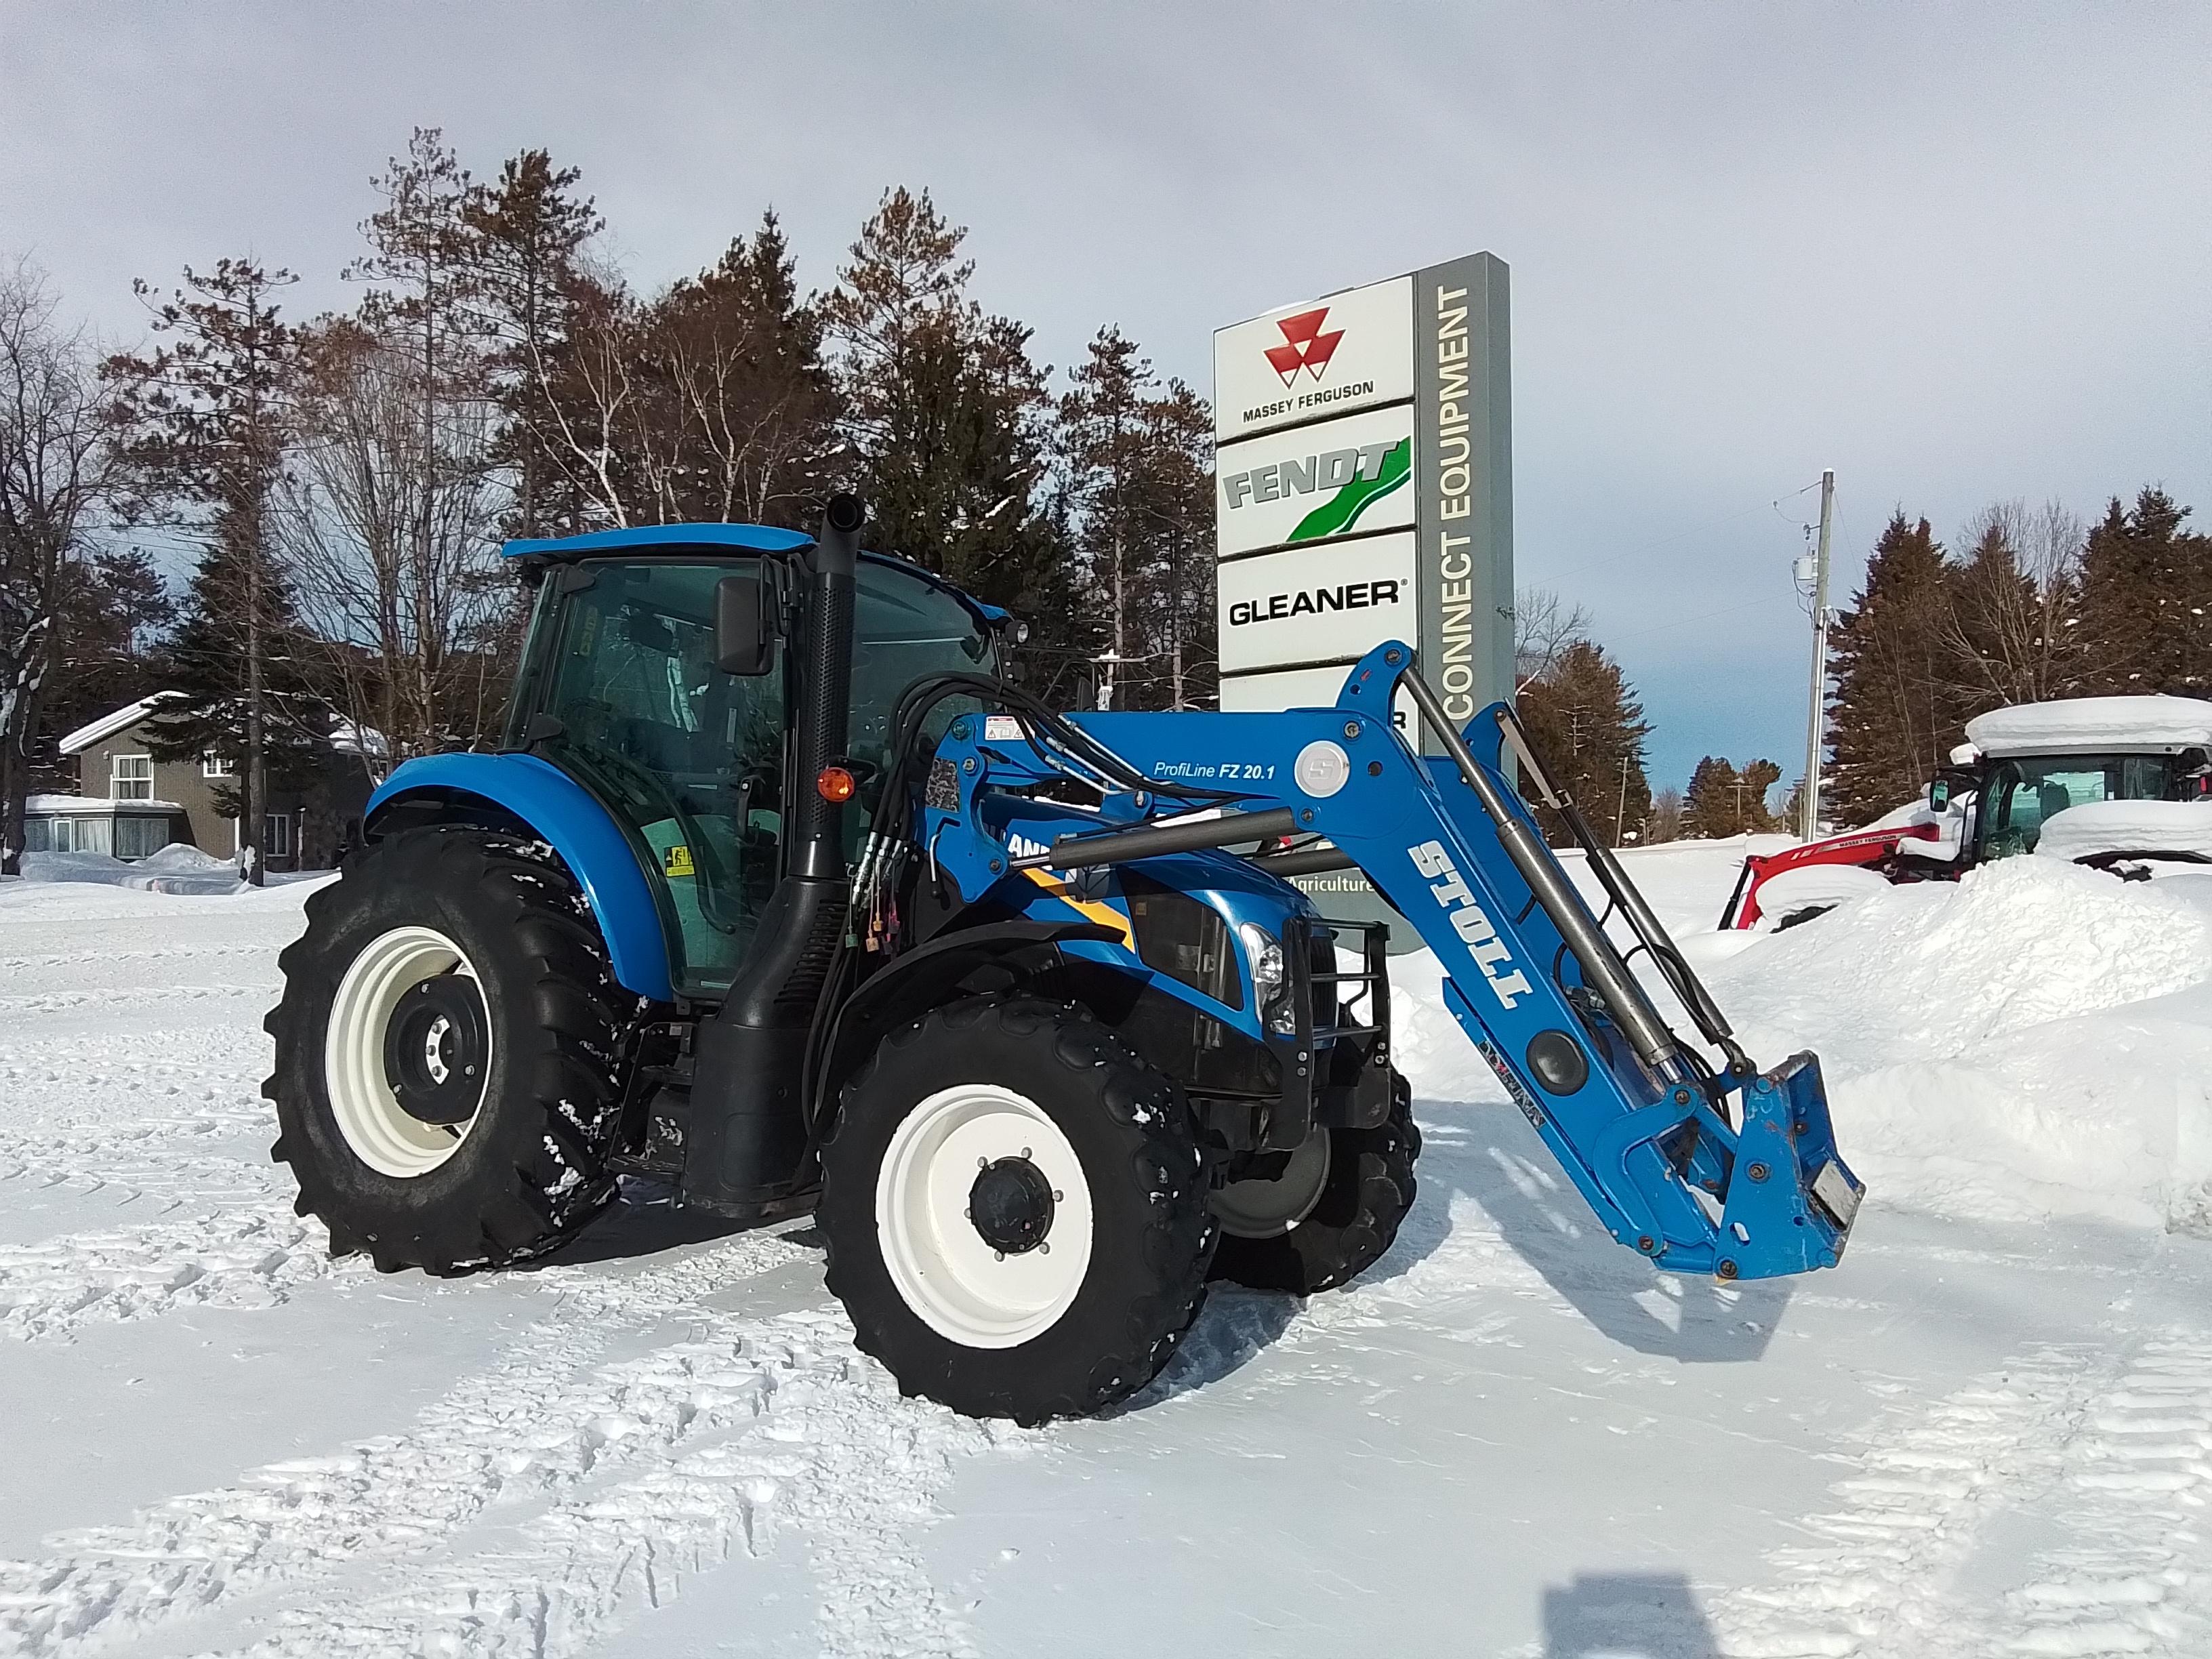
top-left (1408, 840), bottom-right (1534, 1008)
top-left (1265, 307), bottom-right (1343, 386)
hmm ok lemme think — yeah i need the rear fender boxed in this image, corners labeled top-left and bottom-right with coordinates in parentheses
top-left (366, 753), bottom-right (673, 1002)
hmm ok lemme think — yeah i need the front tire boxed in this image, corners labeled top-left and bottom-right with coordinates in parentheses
top-left (265, 829), bottom-right (630, 1273)
top-left (1210, 1071), bottom-right (1420, 1294)
top-left (820, 997), bottom-right (1215, 1424)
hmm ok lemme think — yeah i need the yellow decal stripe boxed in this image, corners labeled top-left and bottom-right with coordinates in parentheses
top-left (1021, 867), bottom-right (1133, 945)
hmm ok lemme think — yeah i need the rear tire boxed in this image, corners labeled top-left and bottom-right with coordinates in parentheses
top-left (265, 829), bottom-right (630, 1273)
top-left (819, 997), bottom-right (1215, 1425)
top-left (1210, 1071), bottom-right (1419, 1294)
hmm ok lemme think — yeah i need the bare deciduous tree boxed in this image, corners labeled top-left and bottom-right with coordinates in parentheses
top-left (0, 258), bottom-right (115, 874)
top-left (276, 322), bottom-right (510, 769)
top-left (1513, 586), bottom-right (1592, 692)
top-left (1939, 498), bottom-right (2083, 710)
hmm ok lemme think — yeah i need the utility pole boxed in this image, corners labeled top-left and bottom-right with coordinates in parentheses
top-left (1799, 467), bottom-right (1835, 841)
top-left (1615, 751), bottom-right (1631, 845)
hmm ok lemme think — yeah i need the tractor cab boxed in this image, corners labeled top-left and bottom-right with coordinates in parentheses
top-left (1725, 693), bottom-right (2212, 928)
top-left (501, 525), bottom-right (1002, 996)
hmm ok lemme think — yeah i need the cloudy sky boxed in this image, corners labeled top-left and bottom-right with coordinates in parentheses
top-left (3, 1), bottom-right (2205, 791)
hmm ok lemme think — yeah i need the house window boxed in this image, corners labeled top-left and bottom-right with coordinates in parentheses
top-left (203, 754), bottom-right (235, 778)
top-left (264, 813), bottom-right (294, 859)
top-left (111, 755), bottom-right (152, 800)
top-left (115, 815), bottom-right (176, 861)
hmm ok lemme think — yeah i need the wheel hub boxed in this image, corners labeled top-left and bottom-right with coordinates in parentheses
top-left (383, 973), bottom-right (489, 1126)
top-left (1210, 1125), bottom-right (1332, 1240)
top-left (968, 1155), bottom-right (1056, 1254)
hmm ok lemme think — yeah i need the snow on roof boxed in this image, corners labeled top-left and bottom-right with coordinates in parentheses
top-left (329, 718), bottom-right (389, 759)
top-left (1963, 695), bottom-right (2212, 757)
top-left (58, 692), bottom-right (183, 756)
top-left (26, 794), bottom-right (184, 813)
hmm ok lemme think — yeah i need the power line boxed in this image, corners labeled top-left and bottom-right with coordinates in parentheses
top-left (1606, 590), bottom-right (1795, 644)
top-left (1532, 478), bottom-right (1826, 589)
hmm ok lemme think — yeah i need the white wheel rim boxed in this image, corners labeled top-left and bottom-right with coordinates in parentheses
top-left (324, 925), bottom-right (489, 1178)
top-left (874, 1084), bottom-right (1094, 1349)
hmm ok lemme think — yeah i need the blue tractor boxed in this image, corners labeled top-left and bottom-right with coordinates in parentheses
top-left (267, 499), bottom-right (1862, 1424)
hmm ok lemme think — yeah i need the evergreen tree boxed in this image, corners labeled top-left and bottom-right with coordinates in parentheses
top-left (821, 188), bottom-right (1069, 638)
top-left (32, 548), bottom-right (173, 788)
top-left (623, 216), bottom-right (840, 527)
top-left (1739, 758), bottom-right (1783, 829)
top-left (1683, 756), bottom-right (1741, 839)
top-left (1824, 511), bottom-right (1963, 825)
top-left (1515, 638), bottom-right (1652, 844)
top-left (105, 258), bottom-right (309, 882)
top-left (461, 147), bottom-right (603, 540)
top-left (2072, 488), bottom-right (2212, 694)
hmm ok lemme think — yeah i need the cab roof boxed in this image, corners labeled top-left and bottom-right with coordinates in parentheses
top-left (501, 520), bottom-right (1010, 624)
top-left (1963, 695), bottom-right (2212, 757)
top-left (502, 523), bottom-right (814, 559)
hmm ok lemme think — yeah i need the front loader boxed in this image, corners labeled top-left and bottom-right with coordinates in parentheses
top-left (267, 500), bottom-right (1862, 1424)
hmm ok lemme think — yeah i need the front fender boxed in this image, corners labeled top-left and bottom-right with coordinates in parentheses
top-left (367, 752), bottom-right (672, 1001)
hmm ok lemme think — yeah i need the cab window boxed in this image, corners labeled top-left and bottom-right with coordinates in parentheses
top-left (1976, 754), bottom-right (2180, 859)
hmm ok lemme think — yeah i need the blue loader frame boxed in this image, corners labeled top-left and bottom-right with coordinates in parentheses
top-left (921, 640), bottom-right (1863, 1283)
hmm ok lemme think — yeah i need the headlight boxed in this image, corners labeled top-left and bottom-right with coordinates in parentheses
top-left (1237, 922), bottom-right (1296, 1035)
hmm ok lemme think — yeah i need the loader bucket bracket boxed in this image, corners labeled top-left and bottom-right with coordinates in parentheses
top-left (1714, 1052), bottom-right (1862, 1279)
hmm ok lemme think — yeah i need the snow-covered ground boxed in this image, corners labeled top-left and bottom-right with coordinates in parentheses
top-left (5, 839), bottom-right (2212, 1658)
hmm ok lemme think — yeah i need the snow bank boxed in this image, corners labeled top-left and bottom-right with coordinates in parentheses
top-left (2036, 800), bottom-right (2212, 863)
top-left (1710, 858), bottom-right (2212, 1232)
top-left (17, 844), bottom-right (326, 894)
top-left (1395, 854), bottom-right (2212, 1237)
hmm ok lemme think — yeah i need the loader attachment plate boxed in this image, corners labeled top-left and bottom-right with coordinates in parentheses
top-left (1715, 1051), bottom-right (1863, 1279)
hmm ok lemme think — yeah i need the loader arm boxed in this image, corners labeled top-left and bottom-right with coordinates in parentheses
top-left (922, 640), bottom-right (1863, 1282)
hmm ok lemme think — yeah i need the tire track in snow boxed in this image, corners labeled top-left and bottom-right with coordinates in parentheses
top-left (0, 1199), bottom-right (353, 1342)
top-left (0, 1025), bottom-right (277, 1195)
top-left (0, 981), bottom-right (271, 1019)
top-left (1711, 1344), bottom-right (2110, 1658)
top-left (227, 1307), bottom-right (1002, 1659)
top-left (0, 941), bottom-right (277, 974)
top-left (1996, 1332), bottom-right (2212, 1656)
top-left (0, 1229), bottom-right (809, 1658)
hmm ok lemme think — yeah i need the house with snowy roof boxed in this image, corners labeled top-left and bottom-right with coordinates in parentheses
top-left (23, 693), bottom-right (379, 869)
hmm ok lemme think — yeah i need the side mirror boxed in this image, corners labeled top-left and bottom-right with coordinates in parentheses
top-left (716, 574), bottom-right (773, 675)
top-left (1929, 779), bottom-right (1951, 811)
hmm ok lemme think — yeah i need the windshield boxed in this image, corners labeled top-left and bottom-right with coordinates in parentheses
top-left (1975, 753), bottom-right (2186, 859)
top-left (527, 553), bottom-right (995, 995)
